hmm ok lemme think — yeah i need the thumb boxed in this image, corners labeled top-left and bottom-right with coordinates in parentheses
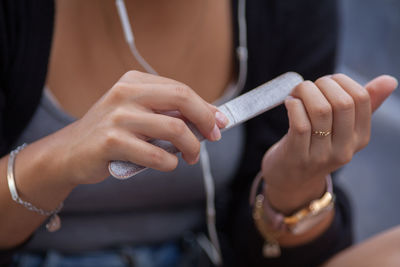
top-left (365, 75), bottom-right (398, 112)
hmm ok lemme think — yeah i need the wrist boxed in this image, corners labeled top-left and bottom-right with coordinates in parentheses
top-left (15, 135), bottom-right (77, 211)
top-left (251, 173), bottom-right (335, 256)
top-left (264, 174), bottom-right (327, 216)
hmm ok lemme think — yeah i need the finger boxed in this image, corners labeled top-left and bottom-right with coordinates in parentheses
top-left (207, 103), bottom-right (229, 129)
top-left (331, 74), bottom-right (371, 150)
top-left (315, 76), bottom-right (355, 155)
top-left (284, 96), bottom-right (311, 160)
top-left (118, 71), bottom-right (229, 128)
top-left (119, 70), bottom-right (179, 85)
top-left (292, 81), bottom-right (333, 159)
top-left (159, 105), bottom-right (229, 129)
top-left (114, 132), bottom-right (179, 172)
top-left (117, 83), bottom-right (220, 141)
top-left (364, 75), bottom-right (398, 112)
top-left (125, 113), bottom-right (201, 165)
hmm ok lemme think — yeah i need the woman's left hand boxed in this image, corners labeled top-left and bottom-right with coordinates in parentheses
top-left (261, 74), bottom-right (397, 213)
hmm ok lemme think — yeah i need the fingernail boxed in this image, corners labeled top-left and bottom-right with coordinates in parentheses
top-left (210, 124), bottom-right (221, 141)
top-left (215, 111), bottom-right (229, 128)
top-left (285, 95), bottom-right (295, 101)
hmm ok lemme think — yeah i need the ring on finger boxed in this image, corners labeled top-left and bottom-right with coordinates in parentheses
top-left (312, 130), bottom-right (332, 137)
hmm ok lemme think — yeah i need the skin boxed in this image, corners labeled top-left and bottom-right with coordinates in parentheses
top-left (323, 225), bottom-right (400, 266)
top-left (264, 74), bottom-right (397, 246)
top-left (47, 0), bottom-right (233, 117)
top-left (0, 1), bottom-right (397, 263)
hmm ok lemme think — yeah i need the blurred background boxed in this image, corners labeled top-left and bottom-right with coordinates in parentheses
top-left (336, 0), bottom-right (400, 242)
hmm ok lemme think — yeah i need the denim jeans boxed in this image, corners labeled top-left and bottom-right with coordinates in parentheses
top-left (13, 243), bottom-right (181, 267)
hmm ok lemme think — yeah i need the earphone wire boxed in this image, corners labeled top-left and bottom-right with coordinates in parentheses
top-left (115, 0), bottom-right (248, 265)
top-left (115, 0), bottom-right (158, 75)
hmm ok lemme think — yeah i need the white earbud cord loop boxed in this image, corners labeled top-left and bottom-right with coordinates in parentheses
top-left (198, 0), bottom-right (248, 265)
top-left (115, 0), bottom-right (248, 265)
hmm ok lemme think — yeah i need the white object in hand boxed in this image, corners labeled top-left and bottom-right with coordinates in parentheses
top-left (109, 72), bottom-right (303, 179)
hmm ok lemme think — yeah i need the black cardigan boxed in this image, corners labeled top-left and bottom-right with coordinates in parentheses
top-left (0, 0), bottom-right (352, 266)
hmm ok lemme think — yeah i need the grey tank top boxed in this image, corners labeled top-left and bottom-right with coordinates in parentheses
top-left (16, 90), bottom-right (244, 253)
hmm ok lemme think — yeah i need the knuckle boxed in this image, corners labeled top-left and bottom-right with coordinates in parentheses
top-left (332, 73), bottom-right (348, 81)
top-left (110, 107), bottom-right (124, 123)
top-left (110, 107), bottom-right (133, 125)
top-left (315, 76), bottom-right (330, 87)
top-left (103, 130), bottom-right (121, 150)
top-left (296, 80), bottom-right (314, 93)
top-left (168, 118), bottom-right (187, 136)
top-left (148, 149), bottom-right (165, 167)
top-left (111, 82), bottom-right (130, 101)
top-left (335, 96), bottom-right (354, 112)
top-left (292, 122), bottom-right (311, 135)
top-left (355, 89), bottom-right (371, 105)
top-left (312, 104), bottom-right (332, 119)
top-left (174, 85), bottom-right (192, 102)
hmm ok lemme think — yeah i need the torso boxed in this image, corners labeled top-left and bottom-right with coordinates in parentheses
top-left (33, 1), bottom-right (241, 250)
top-left (47, 0), bottom-right (234, 118)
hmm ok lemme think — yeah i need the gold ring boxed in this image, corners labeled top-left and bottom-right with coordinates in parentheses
top-left (312, 130), bottom-right (331, 137)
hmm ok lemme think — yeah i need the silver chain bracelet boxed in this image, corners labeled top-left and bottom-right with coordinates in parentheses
top-left (7, 143), bottom-right (63, 232)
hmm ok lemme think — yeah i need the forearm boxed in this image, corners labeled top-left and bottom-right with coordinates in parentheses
top-left (0, 127), bottom-right (76, 249)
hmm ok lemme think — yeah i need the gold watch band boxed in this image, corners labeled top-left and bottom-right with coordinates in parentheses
top-left (284, 190), bottom-right (334, 226)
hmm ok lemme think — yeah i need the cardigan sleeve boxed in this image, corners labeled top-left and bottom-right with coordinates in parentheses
top-left (0, 1), bottom-right (54, 265)
top-left (0, 0), bottom-right (54, 156)
top-left (224, 0), bottom-right (353, 266)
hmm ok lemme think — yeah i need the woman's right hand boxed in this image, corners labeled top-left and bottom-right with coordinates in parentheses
top-left (54, 70), bottom-right (228, 185)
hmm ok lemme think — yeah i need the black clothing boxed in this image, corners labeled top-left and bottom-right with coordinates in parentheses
top-left (0, 0), bottom-right (352, 266)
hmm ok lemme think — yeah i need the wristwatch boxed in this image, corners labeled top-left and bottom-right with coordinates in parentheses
top-left (250, 173), bottom-right (335, 257)
top-left (281, 181), bottom-right (334, 234)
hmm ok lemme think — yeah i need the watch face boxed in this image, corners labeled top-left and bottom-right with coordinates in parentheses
top-left (289, 205), bottom-right (333, 235)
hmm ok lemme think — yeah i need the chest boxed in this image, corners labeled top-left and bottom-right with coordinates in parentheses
top-left (46, 0), bottom-right (234, 118)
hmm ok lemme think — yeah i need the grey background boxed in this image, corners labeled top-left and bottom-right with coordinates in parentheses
top-left (336, 0), bottom-right (400, 242)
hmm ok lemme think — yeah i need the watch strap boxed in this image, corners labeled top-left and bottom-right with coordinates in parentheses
top-left (250, 173), bottom-right (334, 233)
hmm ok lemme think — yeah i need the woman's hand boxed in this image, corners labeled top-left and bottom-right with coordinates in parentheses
top-left (261, 74), bottom-right (397, 214)
top-left (53, 70), bottom-right (228, 185)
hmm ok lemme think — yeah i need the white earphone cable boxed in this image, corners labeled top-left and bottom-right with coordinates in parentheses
top-left (115, 0), bottom-right (248, 265)
top-left (199, 142), bottom-right (223, 265)
top-left (115, 0), bottom-right (158, 75)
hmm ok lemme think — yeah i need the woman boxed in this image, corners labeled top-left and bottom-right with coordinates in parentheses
top-left (0, 0), bottom-right (397, 266)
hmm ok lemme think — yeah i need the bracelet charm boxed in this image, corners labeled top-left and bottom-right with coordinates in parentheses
top-left (253, 194), bottom-right (282, 257)
top-left (46, 213), bottom-right (62, 232)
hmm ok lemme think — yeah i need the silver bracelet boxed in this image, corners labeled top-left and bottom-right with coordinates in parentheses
top-left (7, 143), bottom-right (63, 232)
